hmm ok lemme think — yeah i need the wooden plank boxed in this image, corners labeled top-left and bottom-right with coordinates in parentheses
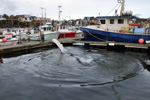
top-left (73, 40), bottom-right (150, 49)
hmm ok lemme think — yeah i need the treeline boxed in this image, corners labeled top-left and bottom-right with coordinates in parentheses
top-left (0, 19), bottom-right (41, 28)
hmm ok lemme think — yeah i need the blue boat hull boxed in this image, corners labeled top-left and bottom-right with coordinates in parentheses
top-left (80, 27), bottom-right (150, 43)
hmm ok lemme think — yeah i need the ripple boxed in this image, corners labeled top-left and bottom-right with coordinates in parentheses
top-left (0, 47), bottom-right (144, 87)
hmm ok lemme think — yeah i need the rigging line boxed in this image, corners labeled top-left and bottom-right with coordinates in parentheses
top-left (83, 28), bottom-right (106, 41)
top-left (116, 3), bottom-right (122, 13)
top-left (114, 3), bottom-right (122, 16)
top-left (106, 3), bottom-right (120, 16)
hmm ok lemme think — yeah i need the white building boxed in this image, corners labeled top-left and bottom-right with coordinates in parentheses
top-left (0, 15), bottom-right (6, 20)
top-left (22, 15), bottom-right (32, 22)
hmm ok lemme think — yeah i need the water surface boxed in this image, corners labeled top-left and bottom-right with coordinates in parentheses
top-left (0, 47), bottom-right (149, 100)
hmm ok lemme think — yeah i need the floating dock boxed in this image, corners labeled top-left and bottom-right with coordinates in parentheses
top-left (0, 34), bottom-right (150, 55)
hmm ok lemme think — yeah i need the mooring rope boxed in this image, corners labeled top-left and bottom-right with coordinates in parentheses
top-left (82, 27), bottom-right (107, 41)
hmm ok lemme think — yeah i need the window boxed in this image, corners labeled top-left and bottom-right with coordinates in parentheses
top-left (60, 26), bottom-right (63, 29)
top-left (118, 19), bottom-right (124, 24)
top-left (47, 27), bottom-right (51, 31)
top-left (110, 19), bottom-right (114, 24)
top-left (100, 20), bottom-right (105, 24)
top-left (25, 18), bottom-right (27, 20)
top-left (44, 28), bottom-right (46, 31)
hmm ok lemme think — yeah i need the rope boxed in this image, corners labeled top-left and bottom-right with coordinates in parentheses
top-left (83, 27), bottom-right (107, 41)
top-left (115, 3), bottom-right (122, 15)
top-left (106, 3), bottom-right (121, 16)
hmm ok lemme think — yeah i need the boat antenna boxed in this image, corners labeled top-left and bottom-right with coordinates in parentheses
top-left (118, 0), bottom-right (125, 16)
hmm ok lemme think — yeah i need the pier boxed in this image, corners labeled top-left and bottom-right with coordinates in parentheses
top-left (0, 34), bottom-right (82, 56)
top-left (74, 40), bottom-right (150, 54)
top-left (0, 34), bottom-right (150, 55)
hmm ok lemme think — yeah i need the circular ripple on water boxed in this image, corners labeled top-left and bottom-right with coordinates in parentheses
top-left (1, 47), bottom-right (144, 86)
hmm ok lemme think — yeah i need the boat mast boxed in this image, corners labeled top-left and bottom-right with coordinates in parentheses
top-left (40, 7), bottom-right (44, 20)
top-left (118, 0), bottom-right (125, 16)
top-left (58, 5), bottom-right (62, 22)
top-left (45, 8), bottom-right (46, 19)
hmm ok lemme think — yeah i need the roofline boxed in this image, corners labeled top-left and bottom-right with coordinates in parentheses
top-left (96, 16), bottom-right (138, 19)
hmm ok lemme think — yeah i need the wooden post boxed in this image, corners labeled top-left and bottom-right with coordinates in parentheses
top-left (147, 46), bottom-right (150, 55)
top-left (107, 43), bottom-right (115, 51)
top-left (84, 43), bottom-right (90, 49)
top-left (114, 45), bottom-right (125, 52)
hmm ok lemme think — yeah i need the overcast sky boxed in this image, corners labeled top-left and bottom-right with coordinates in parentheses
top-left (0, 0), bottom-right (149, 20)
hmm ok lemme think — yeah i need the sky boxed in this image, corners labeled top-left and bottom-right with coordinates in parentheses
top-left (0, 0), bottom-right (150, 20)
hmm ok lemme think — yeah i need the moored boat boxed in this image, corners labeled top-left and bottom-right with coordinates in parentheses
top-left (28, 23), bottom-right (60, 41)
top-left (54, 25), bottom-right (76, 38)
top-left (80, 0), bottom-right (150, 44)
top-left (59, 31), bottom-right (75, 38)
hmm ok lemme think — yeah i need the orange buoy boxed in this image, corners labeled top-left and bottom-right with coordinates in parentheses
top-left (2, 38), bottom-right (7, 42)
top-left (138, 38), bottom-right (144, 44)
top-left (37, 36), bottom-right (40, 40)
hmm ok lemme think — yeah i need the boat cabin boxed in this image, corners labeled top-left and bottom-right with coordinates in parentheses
top-left (39, 23), bottom-right (53, 31)
top-left (54, 25), bottom-right (69, 31)
top-left (96, 16), bottom-right (137, 32)
top-left (39, 24), bottom-right (71, 32)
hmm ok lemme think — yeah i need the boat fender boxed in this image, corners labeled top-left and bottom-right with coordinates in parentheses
top-left (138, 38), bottom-right (144, 44)
top-left (146, 40), bottom-right (150, 44)
top-left (2, 38), bottom-right (7, 42)
top-left (37, 36), bottom-right (40, 40)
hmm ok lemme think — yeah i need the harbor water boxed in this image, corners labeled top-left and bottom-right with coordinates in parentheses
top-left (0, 46), bottom-right (150, 100)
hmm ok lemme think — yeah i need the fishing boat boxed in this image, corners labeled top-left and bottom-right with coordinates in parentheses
top-left (56, 5), bottom-right (76, 38)
top-left (28, 23), bottom-right (60, 41)
top-left (54, 25), bottom-right (76, 38)
top-left (80, 0), bottom-right (150, 43)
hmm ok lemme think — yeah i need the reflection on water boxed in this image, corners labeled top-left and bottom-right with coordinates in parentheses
top-left (0, 56), bottom-right (3, 63)
top-left (0, 46), bottom-right (149, 100)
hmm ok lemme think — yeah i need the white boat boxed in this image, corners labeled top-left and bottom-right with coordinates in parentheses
top-left (29, 23), bottom-right (60, 41)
